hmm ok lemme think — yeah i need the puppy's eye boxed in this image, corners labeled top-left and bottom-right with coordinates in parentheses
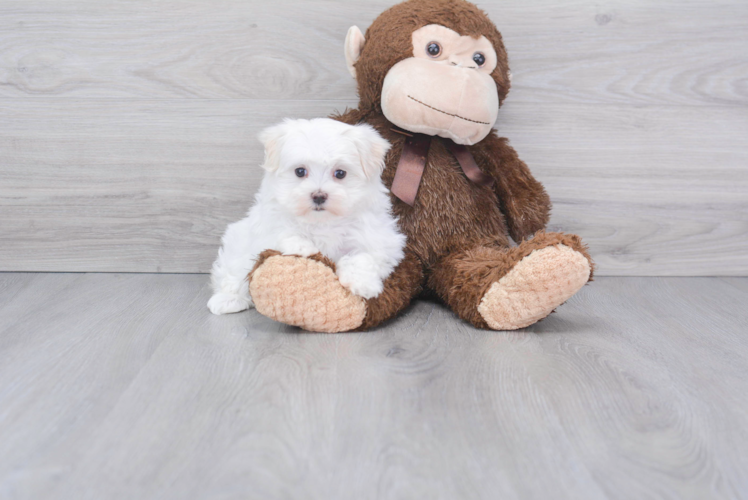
top-left (473, 52), bottom-right (486, 67)
top-left (294, 167), bottom-right (307, 178)
top-left (334, 169), bottom-right (347, 180)
top-left (426, 42), bottom-right (441, 57)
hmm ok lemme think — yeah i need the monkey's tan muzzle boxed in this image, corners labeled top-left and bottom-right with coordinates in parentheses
top-left (381, 58), bottom-right (499, 145)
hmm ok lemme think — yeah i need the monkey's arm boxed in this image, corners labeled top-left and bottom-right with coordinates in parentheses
top-left (329, 108), bottom-right (367, 126)
top-left (475, 133), bottom-right (551, 242)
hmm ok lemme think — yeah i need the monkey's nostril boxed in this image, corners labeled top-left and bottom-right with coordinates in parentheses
top-left (312, 193), bottom-right (328, 205)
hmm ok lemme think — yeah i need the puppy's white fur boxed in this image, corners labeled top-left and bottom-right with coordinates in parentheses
top-left (208, 118), bottom-right (406, 315)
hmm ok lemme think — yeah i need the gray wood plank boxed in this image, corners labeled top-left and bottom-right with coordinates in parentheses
top-left (0, 274), bottom-right (747, 499)
top-left (0, 273), bottom-right (207, 493)
top-left (1, 0), bottom-right (746, 275)
top-left (0, 98), bottom-right (336, 273)
top-left (0, 0), bottom-right (745, 106)
top-left (1, 99), bottom-right (746, 275)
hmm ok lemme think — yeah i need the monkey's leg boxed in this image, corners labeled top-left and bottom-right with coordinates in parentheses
top-left (429, 232), bottom-right (593, 330)
top-left (249, 250), bottom-right (423, 332)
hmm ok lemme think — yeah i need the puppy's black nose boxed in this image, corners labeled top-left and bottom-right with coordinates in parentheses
top-left (312, 192), bottom-right (328, 205)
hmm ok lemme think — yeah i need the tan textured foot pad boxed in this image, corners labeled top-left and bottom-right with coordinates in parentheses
top-left (249, 255), bottom-right (366, 333)
top-left (477, 245), bottom-right (591, 330)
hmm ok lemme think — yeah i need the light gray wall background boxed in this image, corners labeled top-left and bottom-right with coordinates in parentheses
top-left (1, 0), bottom-right (746, 275)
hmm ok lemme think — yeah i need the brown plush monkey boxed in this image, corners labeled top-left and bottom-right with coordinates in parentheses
top-left (249, 0), bottom-right (594, 332)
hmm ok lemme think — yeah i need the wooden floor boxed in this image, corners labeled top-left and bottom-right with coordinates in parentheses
top-left (1, 273), bottom-right (747, 499)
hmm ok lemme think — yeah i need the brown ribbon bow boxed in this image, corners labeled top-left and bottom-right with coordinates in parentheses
top-left (390, 132), bottom-right (494, 206)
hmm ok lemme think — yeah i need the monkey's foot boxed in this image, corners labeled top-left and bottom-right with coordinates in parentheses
top-left (248, 250), bottom-right (366, 333)
top-left (477, 244), bottom-right (591, 330)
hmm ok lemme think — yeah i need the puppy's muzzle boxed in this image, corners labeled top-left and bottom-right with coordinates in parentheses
top-left (312, 191), bottom-right (328, 208)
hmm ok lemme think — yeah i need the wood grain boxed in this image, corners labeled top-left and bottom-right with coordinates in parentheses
top-left (0, 0), bottom-right (745, 106)
top-left (1, 98), bottom-right (745, 275)
top-left (1, 273), bottom-right (747, 499)
top-left (0, 0), bottom-right (746, 275)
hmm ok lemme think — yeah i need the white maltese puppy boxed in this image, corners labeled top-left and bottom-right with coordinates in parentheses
top-left (208, 118), bottom-right (406, 315)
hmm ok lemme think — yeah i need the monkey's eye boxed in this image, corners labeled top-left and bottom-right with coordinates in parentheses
top-left (294, 167), bottom-right (307, 178)
top-left (334, 169), bottom-right (347, 180)
top-left (473, 52), bottom-right (486, 67)
top-left (426, 42), bottom-right (441, 57)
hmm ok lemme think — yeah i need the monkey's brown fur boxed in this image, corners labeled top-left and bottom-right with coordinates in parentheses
top-left (249, 0), bottom-right (594, 331)
top-left (353, 0), bottom-right (512, 114)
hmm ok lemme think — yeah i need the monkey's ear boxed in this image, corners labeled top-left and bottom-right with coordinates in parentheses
top-left (257, 121), bottom-right (289, 172)
top-left (345, 124), bottom-right (391, 179)
top-left (344, 26), bottom-right (365, 79)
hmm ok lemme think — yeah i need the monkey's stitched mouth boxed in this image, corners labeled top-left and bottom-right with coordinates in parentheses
top-left (407, 95), bottom-right (490, 125)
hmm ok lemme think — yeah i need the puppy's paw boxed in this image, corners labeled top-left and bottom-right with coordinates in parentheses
top-left (336, 254), bottom-right (384, 299)
top-left (278, 236), bottom-right (319, 258)
top-left (208, 293), bottom-right (252, 315)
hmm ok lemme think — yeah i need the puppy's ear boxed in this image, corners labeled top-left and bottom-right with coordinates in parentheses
top-left (257, 121), bottom-right (289, 172)
top-left (345, 124), bottom-right (391, 180)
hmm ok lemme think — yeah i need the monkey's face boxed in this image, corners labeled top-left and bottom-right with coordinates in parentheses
top-left (380, 25), bottom-right (499, 145)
